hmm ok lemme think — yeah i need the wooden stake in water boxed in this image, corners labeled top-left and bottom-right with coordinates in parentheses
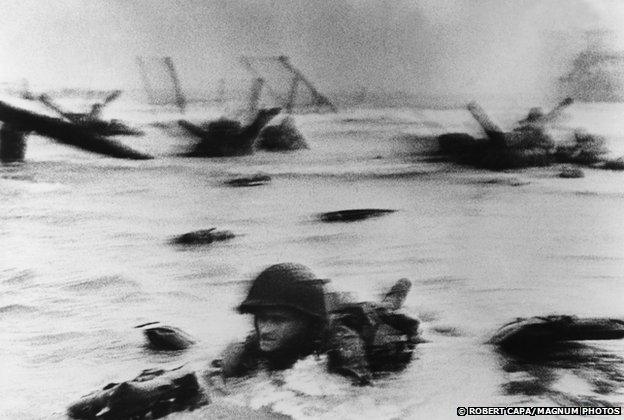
top-left (285, 75), bottom-right (299, 114)
top-left (246, 77), bottom-right (264, 124)
top-left (278, 55), bottom-right (337, 113)
top-left (136, 56), bottom-right (156, 106)
top-left (0, 124), bottom-right (26, 162)
top-left (164, 57), bottom-right (186, 114)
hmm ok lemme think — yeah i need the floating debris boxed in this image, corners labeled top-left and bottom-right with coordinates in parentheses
top-left (559, 166), bottom-right (585, 178)
top-left (67, 367), bottom-right (207, 419)
top-left (318, 209), bottom-right (396, 223)
top-left (478, 177), bottom-right (529, 187)
top-left (431, 326), bottom-right (464, 337)
top-left (489, 315), bottom-right (624, 351)
top-left (136, 323), bottom-right (195, 351)
top-left (171, 228), bottom-right (235, 245)
top-left (225, 173), bottom-right (271, 187)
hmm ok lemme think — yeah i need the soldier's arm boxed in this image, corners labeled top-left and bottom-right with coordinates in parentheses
top-left (326, 323), bottom-right (372, 386)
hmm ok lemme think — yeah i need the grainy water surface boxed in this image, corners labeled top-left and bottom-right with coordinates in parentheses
top-left (1, 99), bottom-right (623, 419)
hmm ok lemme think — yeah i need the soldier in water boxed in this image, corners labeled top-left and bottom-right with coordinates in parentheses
top-left (209, 263), bottom-right (421, 386)
top-left (67, 264), bottom-right (420, 419)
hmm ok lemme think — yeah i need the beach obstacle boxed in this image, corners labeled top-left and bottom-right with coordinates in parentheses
top-left (0, 100), bottom-right (152, 161)
top-left (178, 107), bottom-right (281, 157)
top-left (0, 124), bottom-right (27, 162)
top-left (603, 157), bottom-right (624, 170)
top-left (240, 55), bottom-right (337, 113)
top-left (256, 114), bottom-right (308, 151)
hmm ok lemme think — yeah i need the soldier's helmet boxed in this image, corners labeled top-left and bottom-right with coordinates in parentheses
top-left (238, 263), bottom-right (327, 320)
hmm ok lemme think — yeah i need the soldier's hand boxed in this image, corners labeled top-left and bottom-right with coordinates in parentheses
top-left (203, 367), bottom-right (229, 395)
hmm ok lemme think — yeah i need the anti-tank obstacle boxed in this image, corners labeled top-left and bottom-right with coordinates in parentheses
top-left (240, 55), bottom-right (337, 113)
top-left (0, 100), bottom-right (152, 162)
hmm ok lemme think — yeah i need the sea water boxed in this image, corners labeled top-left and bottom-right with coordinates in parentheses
top-left (0, 100), bottom-right (623, 419)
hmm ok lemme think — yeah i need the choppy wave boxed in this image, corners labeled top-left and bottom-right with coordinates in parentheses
top-left (2, 101), bottom-right (624, 418)
top-left (1, 270), bottom-right (35, 285)
top-left (0, 303), bottom-right (38, 316)
top-left (216, 356), bottom-right (417, 420)
top-left (26, 331), bottom-right (86, 345)
top-left (63, 275), bottom-right (139, 292)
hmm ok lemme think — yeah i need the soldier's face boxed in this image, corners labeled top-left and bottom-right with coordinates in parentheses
top-left (254, 308), bottom-right (309, 353)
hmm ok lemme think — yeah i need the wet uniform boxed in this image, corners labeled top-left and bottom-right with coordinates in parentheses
top-left (213, 302), bottom-right (420, 385)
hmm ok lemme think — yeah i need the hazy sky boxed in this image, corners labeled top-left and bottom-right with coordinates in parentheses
top-left (1, 0), bottom-right (623, 102)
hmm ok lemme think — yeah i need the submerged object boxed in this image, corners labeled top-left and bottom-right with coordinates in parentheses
top-left (438, 132), bottom-right (552, 170)
top-left (477, 177), bottom-right (529, 187)
top-left (0, 124), bottom-right (27, 162)
top-left (554, 130), bottom-right (608, 165)
top-left (256, 115), bottom-right (308, 151)
top-left (490, 315), bottom-right (624, 350)
top-left (225, 173), bottom-right (271, 187)
top-left (318, 209), bottom-right (396, 223)
top-left (137, 323), bottom-right (195, 351)
top-left (439, 99), bottom-right (573, 170)
top-left (171, 228), bottom-right (235, 245)
top-left (0, 100), bottom-right (152, 160)
top-left (178, 107), bottom-right (281, 157)
top-left (603, 157), bottom-right (624, 170)
top-left (559, 166), bottom-right (585, 178)
top-left (67, 367), bottom-right (207, 419)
